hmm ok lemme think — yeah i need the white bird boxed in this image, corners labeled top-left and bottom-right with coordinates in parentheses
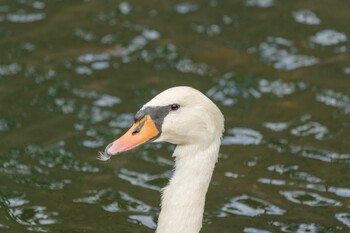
top-left (100, 86), bottom-right (224, 233)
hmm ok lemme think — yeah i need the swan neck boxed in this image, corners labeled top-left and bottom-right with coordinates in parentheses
top-left (155, 141), bottom-right (220, 233)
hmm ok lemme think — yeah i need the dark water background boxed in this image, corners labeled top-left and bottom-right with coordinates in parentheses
top-left (1, 0), bottom-right (350, 232)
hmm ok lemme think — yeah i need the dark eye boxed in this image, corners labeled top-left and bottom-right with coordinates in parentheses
top-left (170, 104), bottom-right (180, 111)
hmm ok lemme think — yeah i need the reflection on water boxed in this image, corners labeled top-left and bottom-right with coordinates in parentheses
top-left (116, 168), bottom-right (170, 191)
top-left (316, 89), bottom-right (350, 114)
top-left (244, 227), bottom-right (271, 233)
top-left (8, 206), bottom-right (58, 226)
top-left (6, 13), bottom-right (45, 23)
top-left (290, 121), bottom-right (329, 140)
top-left (335, 213), bottom-right (350, 228)
top-left (244, 0), bottom-right (275, 8)
top-left (267, 140), bottom-right (350, 163)
top-left (292, 10), bottom-right (321, 25)
top-left (310, 30), bottom-right (347, 46)
top-left (0, 186), bottom-right (28, 208)
top-left (222, 127), bottom-right (263, 145)
top-left (14, 176), bottom-right (71, 190)
top-left (258, 177), bottom-right (350, 198)
top-left (73, 188), bottom-right (153, 213)
top-left (129, 214), bottom-right (157, 229)
top-left (280, 190), bottom-right (341, 207)
top-left (249, 36), bottom-right (319, 71)
top-left (221, 194), bottom-right (285, 217)
top-left (0, 63), bottom-right (22, 76)
top-left (1, 0), bottom-right (350, 232)
top-left (0, 186), bottom-right (57, 230)
top-left (271, 221), bottom-right (331, 233)
top-left (207, 71), bottom-right (309, 106)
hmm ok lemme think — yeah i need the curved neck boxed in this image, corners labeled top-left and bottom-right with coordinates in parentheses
top-left (156, 142), bottom-right (220, 233)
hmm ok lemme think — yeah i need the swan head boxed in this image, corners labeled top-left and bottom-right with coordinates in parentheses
top-left (99, 86), bottom-right (224, 160)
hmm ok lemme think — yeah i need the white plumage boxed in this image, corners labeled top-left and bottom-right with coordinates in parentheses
top-left (104, 86), bottom-right (224, 233)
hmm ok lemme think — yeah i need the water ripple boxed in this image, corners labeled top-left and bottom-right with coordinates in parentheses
top-left (118, 1), bottom-right (132, 15)
top-left (93, 94), bottom-right (121, 107)
top-left (6, 12), bottom-right (45, 23)
top-left (174, 3), bottom-right (200, 14)
top-left (128, 215), bottom-right (157, 229)
top-left (192, 24), bottom-right (221, 36)
top-left (328, 187), bottom-right (350, 198)
top-left (258, 177), bottom-right (350, 198)
top-left (14, 176), bottom-right (71, 190)
top-left (73, 188), bottom-right (153, 213)
top-left (24, 66), bottom-right (55, 83)
top-left (292, 10), bottom-right (321, 25)
top-left (0, 151), bottom-right (48, 176)
top-left (32, 1), bottom-right (45, 9)
top-left (280, 190), bottom-right (341, 206)
top-left (271, 221), bottom-right (331, 233)
top-left (244, 0), bottom-right (275, 8)
top-left (290, 122), bottom-right (329, 140)
top-left (0, 223), bottom-right (9, 229)
top-left (222, 128), bottom-right (263, 145)
top-left (224, 172), bottom-right (244, 179)
top-left (142, 29), bottom-right (161, 40)
top-left (335, 213), bottom-right (350, 228)
top-left (74, 28), bottom-right (95, 41)
top-left (207, 71), bottom-right (309, 106)
top-left (316, 89), bottom-right (350, 114)
top-left (267, 140), bottom-right (350, 163)
top-left (116, 168), bottom-right (170, 191)
top-left (263, 122), bottom-right (289, 132)
top-left (267, 164), bottom-right (298, 174)
top-left (267, 164), bottom-right (323, 183)
top-left (249, 36), bottom-right (319, 71)
top-left (0, 116), bottom-right (22, 132)
top-left (109, 113), bottom-right (134, 129)
top-left (77, 53), bottom-right (111, 63)
top-left (221, 194), bottom-right (285, 216)
top-left (8, 206), bottom-right (58, 226)
top-left (74, 66), bottom-right (92, 75)
top-left (310, 29), bottom-right (347, 46)
top-left (0, 63), bottom-right (22, 76)
top-left (0, 186), bottom-right (29, 208)
top-left (25, 143), bottom-right (100, 173)
top-left (139, 44), bottom-right (213, 76)
top-left (264, 115), bottom-right (332, 140)
top-left (1, 0), bottom-right (349, 232)
top-left (244, 228), bottom-right (271, 233)
top-left (206, 72), bottom-right (259, 105)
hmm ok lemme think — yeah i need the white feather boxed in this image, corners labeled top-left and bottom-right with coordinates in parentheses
top-left (143, 86), bottom-right (224, 233)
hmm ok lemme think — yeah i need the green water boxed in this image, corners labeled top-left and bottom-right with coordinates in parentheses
top-left (1, 0), bottom-right (350, 232)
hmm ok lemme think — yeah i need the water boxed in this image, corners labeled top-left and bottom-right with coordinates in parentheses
top-left (1, 0), bottom-right (349, 232)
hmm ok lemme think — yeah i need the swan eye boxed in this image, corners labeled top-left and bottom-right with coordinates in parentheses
top-left (170, 104), bottom-right (180, 111)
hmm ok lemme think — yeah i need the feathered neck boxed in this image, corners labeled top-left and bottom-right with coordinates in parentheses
top-left (155, 140), bottom-right (221, 233)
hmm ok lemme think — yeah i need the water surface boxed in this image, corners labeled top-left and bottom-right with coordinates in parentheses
top-left (1, 0), bottom-right (350, 232)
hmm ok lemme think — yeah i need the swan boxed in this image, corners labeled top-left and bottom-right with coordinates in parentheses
top-left (99, 86), bottom-right (224, 233)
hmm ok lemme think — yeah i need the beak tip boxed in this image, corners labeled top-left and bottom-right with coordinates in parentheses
top-left (105, 142), bottom-right (113, 152)
top-left (97, 142), bottom-right (117, 161)
top-left (106, 142), bottom-right (125, 155)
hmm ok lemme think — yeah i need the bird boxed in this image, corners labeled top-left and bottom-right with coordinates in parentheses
top-left (99, 86), bottom-right (224, 233)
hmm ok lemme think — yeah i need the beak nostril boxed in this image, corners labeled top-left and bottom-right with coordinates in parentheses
top-left (132, 129), bottom-right (139, 135)
top-left (132, 121), bottom-right (145, 135)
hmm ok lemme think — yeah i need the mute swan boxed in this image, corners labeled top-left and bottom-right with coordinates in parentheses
top-left (99, 86), bottom-right (224, 233)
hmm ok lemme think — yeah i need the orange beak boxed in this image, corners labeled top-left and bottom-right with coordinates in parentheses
top-left (103, 115), bottom-right (159, 158)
